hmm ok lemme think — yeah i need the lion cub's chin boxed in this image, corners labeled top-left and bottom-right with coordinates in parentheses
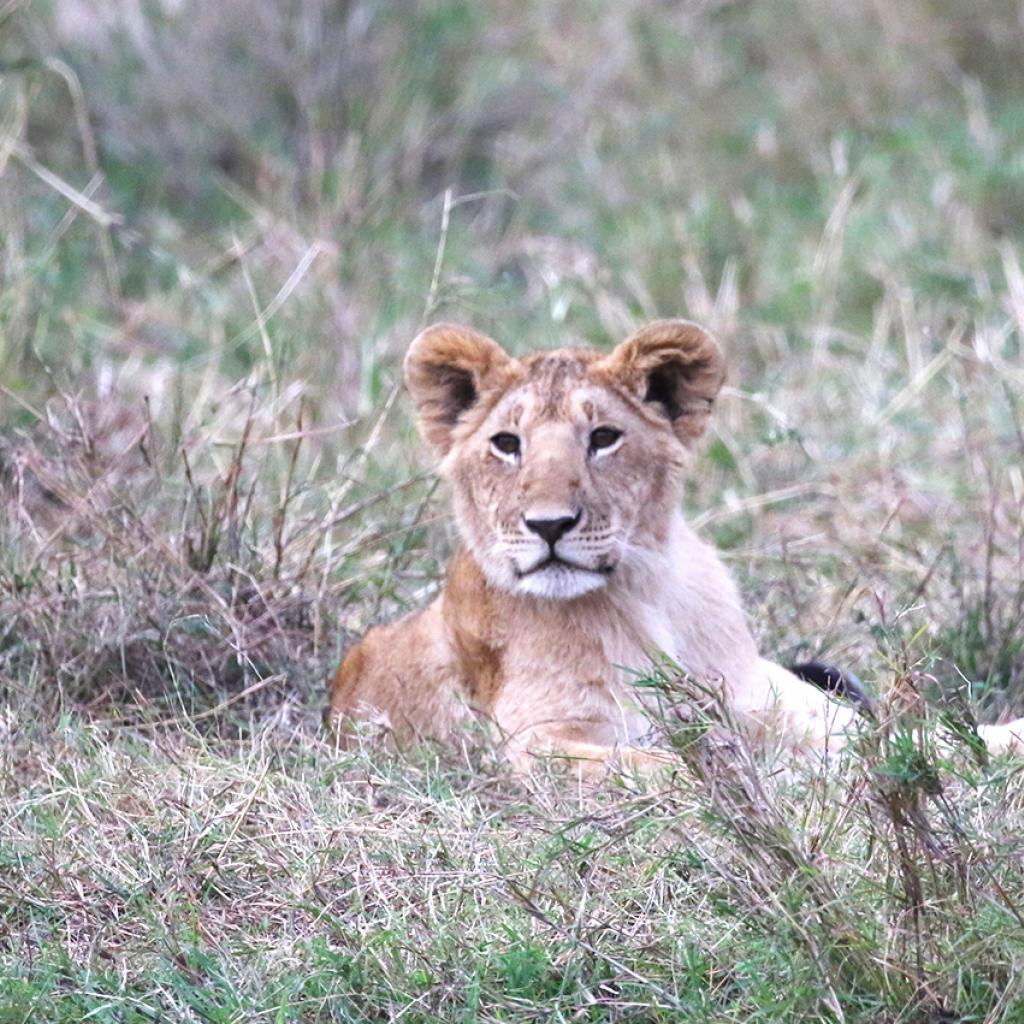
top-left (513, 564), bottom-right (610, 600)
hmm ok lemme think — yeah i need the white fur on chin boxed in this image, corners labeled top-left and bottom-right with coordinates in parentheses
top-left (514, 564), bottom-right (609, 599)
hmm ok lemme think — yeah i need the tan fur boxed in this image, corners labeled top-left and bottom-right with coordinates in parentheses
top-left (329, 320), bottom-right (1024, 772)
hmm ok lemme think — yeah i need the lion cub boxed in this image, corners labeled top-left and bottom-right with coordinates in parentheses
top-left (328, 320), bottom-right (1024, 771)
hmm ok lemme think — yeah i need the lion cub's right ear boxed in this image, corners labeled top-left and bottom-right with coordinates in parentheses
top-left (405, 323), bottom-right (512, 453)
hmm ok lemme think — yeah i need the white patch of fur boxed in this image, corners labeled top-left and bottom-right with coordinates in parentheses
top-left (515, 564), bottom-right (608, 599)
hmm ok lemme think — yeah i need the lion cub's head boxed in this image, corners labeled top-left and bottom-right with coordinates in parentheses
top-left (406, 320), bottom-right (725, 600)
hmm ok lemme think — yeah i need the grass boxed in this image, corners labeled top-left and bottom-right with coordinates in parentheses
top-left (3, 0), bottom-right (1024, 1019)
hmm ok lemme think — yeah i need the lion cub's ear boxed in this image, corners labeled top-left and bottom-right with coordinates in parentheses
top-left (405, 323), bottom-right (511, 453)
top-left (598, 319), bottom-right (725, 443)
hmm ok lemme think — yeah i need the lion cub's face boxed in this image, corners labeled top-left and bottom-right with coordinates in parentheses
top-left (406, 320), bottom-right (725, 600)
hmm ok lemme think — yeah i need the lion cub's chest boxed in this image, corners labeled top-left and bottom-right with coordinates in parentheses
top-left (593, 604), bottom-right (681, 745)
top-left (449, 536), bottom-right (756, 748)
top-left (473, 595), bottom-right (659, 746)
top-left (512, 597), bottom-right (678, 747)
top-left (568, 582), bottom-right (744, 746)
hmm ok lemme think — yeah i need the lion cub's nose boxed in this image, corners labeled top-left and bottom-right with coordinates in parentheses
top-left (523, 512), bottom-right (581, 546)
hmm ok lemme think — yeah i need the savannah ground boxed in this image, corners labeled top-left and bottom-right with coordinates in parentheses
top-left (3, 2), bottom-right (1024, 1020)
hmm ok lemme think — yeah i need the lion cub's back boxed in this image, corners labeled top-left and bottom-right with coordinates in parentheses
top-left (327, 600), bottom-right (470, 746)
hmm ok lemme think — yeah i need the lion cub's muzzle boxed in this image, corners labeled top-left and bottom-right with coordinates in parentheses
top-left (505, 507), bottom-right (619, 598)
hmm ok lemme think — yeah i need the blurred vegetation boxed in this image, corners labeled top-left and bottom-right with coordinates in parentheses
top-left (5, 0), bottom-right (1024, 390)
top-left (2, 0), bottom-right (1021, 705)
top-left (3, 1), bottom-right (1024, 1020)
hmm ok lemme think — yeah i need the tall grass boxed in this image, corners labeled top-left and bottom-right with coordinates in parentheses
top-left (3, 1), bottom-right (1024, 1019)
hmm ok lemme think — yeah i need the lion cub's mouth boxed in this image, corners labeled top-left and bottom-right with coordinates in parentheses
top-left (515, 555), bottom-right (615, 579)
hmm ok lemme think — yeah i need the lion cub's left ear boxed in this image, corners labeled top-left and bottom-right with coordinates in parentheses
top-left (597, 319), bottom-right (725, 443)
top-left (405, 323), bottom-right (512, 454)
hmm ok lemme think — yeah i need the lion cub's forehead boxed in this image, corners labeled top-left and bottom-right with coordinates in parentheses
top-left (497, 349), bottom-right (625, 425)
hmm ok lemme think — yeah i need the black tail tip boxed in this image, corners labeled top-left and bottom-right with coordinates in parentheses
top-left (789, 660), bottom-right (875, 718)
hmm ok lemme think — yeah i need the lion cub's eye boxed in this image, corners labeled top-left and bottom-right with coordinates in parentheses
top-left (589, 427), bottom-right (623, 453)
top-left (490, 432), bottom-right (521, 457)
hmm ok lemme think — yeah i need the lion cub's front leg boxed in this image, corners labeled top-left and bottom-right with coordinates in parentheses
top-left (487, 672), bottom-right (680, 779)
top-left (726, 659), bottom-right (860, 758)
top-left (505, 733), bottom-right (680, 780)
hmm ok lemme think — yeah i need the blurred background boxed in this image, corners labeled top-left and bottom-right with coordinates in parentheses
top-left (2, 0), bottom-right (1023, 722)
